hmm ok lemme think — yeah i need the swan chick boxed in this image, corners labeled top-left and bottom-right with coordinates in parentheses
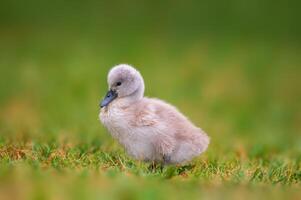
top-left (99, 64), bottom-right (209, 165)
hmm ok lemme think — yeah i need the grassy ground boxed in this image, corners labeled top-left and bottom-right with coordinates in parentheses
top-left (1, 1), bottom-right (301, 199)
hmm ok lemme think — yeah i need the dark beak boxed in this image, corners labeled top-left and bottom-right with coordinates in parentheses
top-left (100, 89), bottom-right (118, 108)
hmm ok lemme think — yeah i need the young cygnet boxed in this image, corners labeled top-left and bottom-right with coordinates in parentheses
top-left (99, 64), bottom-right (209, 165)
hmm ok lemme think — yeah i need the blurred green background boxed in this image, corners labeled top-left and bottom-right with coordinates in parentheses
top-left (0, 0), bottom-right (300, 199)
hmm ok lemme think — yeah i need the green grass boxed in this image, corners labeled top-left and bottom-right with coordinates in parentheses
top-left (0, 140), bottom-right (300, 199)
top-left (1, 1), bottom-right (301, 199)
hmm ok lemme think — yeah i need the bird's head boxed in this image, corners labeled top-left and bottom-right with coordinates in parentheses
top-left (100, 64), bottom-right (144, 108)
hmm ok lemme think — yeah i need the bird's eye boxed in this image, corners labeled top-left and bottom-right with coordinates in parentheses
top-left (116, 82), bottom-right (122, 86)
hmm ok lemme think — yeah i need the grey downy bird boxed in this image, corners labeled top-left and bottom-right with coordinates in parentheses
top-left (99, 64), bottom-right (209, 165)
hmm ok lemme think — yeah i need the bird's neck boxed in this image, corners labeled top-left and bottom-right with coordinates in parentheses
top-left (134, 81), bottom-right (145, 99)
top-left (118, 83), bottom-right (144, 107)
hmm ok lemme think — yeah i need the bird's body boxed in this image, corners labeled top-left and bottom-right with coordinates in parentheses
top-left (99, 64), bottom-right (209, 165)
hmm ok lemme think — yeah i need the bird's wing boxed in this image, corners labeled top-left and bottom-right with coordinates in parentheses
top-left (130, 102), bottom-right (175, 156)
top-left (130, 104), bottom-right (158, 127)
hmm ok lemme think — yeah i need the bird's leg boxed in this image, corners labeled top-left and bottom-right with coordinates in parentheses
top-left (148, 161), bottom-right (165, 172)
top-left (149, 161), bottom-right (157, 172)
top-left (163, 154), bottom-right (171, 165)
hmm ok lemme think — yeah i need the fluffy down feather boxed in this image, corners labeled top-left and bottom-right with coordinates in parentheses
top-left (99, 64), bottom-right (209, 164)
